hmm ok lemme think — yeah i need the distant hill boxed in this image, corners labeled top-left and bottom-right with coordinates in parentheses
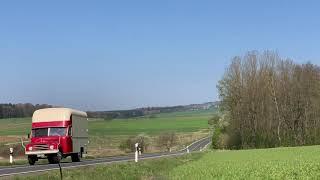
top-left (87, 102), bottom-right (219, 119)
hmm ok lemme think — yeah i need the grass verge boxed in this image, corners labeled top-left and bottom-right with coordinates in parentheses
top-left (17, 145), bottom-right (320, 180)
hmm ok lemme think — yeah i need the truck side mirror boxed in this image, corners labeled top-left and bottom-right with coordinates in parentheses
top-left (27, 133), bottom-right (30, 139)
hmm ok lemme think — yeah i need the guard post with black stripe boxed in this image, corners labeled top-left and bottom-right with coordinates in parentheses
top-left (9, 148), bottom-right (13, 164)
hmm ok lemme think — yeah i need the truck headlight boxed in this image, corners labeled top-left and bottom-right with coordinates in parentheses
top-left (49, 145), bottom-right (54, 150)
top-left (28, 146), bottom-right (33, 151)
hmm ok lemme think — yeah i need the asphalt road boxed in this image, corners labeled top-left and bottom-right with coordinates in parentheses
top-left (0, 136), bottom-right (211, 178)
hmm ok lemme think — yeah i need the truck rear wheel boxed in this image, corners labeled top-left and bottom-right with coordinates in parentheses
top-left (28, 155), bottom-right (37, 165)
top-left (71, 153), bottom-right (80, 162)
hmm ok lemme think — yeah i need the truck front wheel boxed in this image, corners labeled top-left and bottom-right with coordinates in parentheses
top-left (48, 152), bottom-right (62, 164)
top-left (28, 155), bottom-right (37, 165)
top-left (71, 153), bottom-right (80, 162)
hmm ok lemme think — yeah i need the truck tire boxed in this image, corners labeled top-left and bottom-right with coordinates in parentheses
top-left (28, 155), bottom-right (37, 165)
top-left (71, 153), bottom-right (81, 162)
top-left (48, 152), bottom-right (62, 164)
top-left (48, 156), bottom-right (54, 164)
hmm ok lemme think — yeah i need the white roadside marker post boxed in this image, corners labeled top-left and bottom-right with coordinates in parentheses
top-left (187, 146), bottom-right (190, 153)
top-left (9, 148), bottom-right (13, 164)
top-left (135, 143), bottom-right (139, 163)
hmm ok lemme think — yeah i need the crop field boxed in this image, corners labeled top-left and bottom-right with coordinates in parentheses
top-left (14, 145), bottom-right (320, 180)
top-left (0, 109), bottom-right (213, 158)
top-left (170, 145), bottom-right (320, 179)
top-left (89, 114), bottom-right (211, 136)
top-left (0, 118), bottom-right (31, 136)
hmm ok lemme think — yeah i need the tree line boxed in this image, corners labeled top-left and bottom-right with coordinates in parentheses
top-left (217, 51), bottom-right (320, 149)
top-left (87, 103), bottom-right (217, 120)
top-left (1, 102), bottom-right (216, 120)
top-left (0, 103), bottom-right (52, 119)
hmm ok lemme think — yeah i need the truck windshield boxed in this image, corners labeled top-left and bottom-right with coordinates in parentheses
top-left (32, 128), bottom-right (48, 137)
top-left (49, 127), bottom-right (67, 136)
top-left (32, 127), bottom-right (67, 137)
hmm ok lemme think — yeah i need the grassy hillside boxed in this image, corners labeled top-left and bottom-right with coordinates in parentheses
top-left (14, 145), bottom-right (320, 179)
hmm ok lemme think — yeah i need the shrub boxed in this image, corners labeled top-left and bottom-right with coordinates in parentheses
top-left (119, 136), bottom-right (135, 152)
top-left (208, 114), bottom-right (220, 126)
top-left (211, 128), bottom-right (221, 149)
top-left (157, 132), bottom-right (177, 152)
top-left (0, 143), bottom-right (25, 158)
top-left (135, 134), bottom-right (150, 153)
top-left (215, 129), bottom-right (242, 150)
top-left (217, 133), bottom-right (230, 149)
top-left (119, 134), bottom-right (150, 153)
top-left (148, 114), bottom-right (158, 119)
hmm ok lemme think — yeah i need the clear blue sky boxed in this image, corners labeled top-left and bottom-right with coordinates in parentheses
top-left (1, 1), bottom-right (320, 111)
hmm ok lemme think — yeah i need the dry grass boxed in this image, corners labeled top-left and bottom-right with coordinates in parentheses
top-left (0, 136), bottom-right (27, 161)
top-left (0, 131), bottom-right (209, 162)
top-left (87, 130), bottom-right (209, 157)
top-left (0, 136), bottom-right (24, 144)
top-left (0, 129), bottom-right (209, 163)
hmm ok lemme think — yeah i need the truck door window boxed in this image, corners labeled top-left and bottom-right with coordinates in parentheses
top-left (68, 126), bottom-right (72, 136)
top-left (49, 127), bottom-right (67, 136)
top-left (32, 128), bottom-right (48, 137)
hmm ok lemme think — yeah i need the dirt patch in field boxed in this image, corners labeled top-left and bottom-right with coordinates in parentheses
top-left (0, 144), bottom-right (25, 158)
top-left (0, 137), bottom-right (26, 158)
top-left (0, 136), bottom-right (22, 143)
top-left (88, 148), bottom-right (126, 157)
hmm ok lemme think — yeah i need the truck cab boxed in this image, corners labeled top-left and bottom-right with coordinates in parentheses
top-left (25, 108), bottom-right (88, 165)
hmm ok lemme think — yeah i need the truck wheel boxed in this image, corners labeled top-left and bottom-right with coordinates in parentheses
top-left (48, 152), bottom-right (62, 164)
top-left (48, 155), bottom-right (55, 164)
top-left (71, 153), bottom-right (81, 162)
top-left (28, 155), bottom-right (37, 165)
top-left (54, 151), bottom-right (62, 163)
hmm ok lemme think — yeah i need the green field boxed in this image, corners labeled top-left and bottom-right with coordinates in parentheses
top-left (89, 116), bottom-right (210, 136)
top-left (14, 145), bottom-right (320, 179)
top-left (0, 118), bottom-right (31, 136)
top-left (170, 146), bottom-right (320, 179)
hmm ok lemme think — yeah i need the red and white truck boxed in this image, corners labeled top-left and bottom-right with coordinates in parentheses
top-left (25, 108), bottom-right (88, 165)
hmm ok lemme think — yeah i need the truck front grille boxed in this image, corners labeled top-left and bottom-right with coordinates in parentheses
top-left (33, 144), bottom-right (49, 151)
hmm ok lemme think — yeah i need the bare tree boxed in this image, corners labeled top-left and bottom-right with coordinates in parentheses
top-left (218, 50), bottom-right (320, 149)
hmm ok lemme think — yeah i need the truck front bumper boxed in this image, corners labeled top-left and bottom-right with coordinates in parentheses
top-left (25, 150), bottom-right (59, 155)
